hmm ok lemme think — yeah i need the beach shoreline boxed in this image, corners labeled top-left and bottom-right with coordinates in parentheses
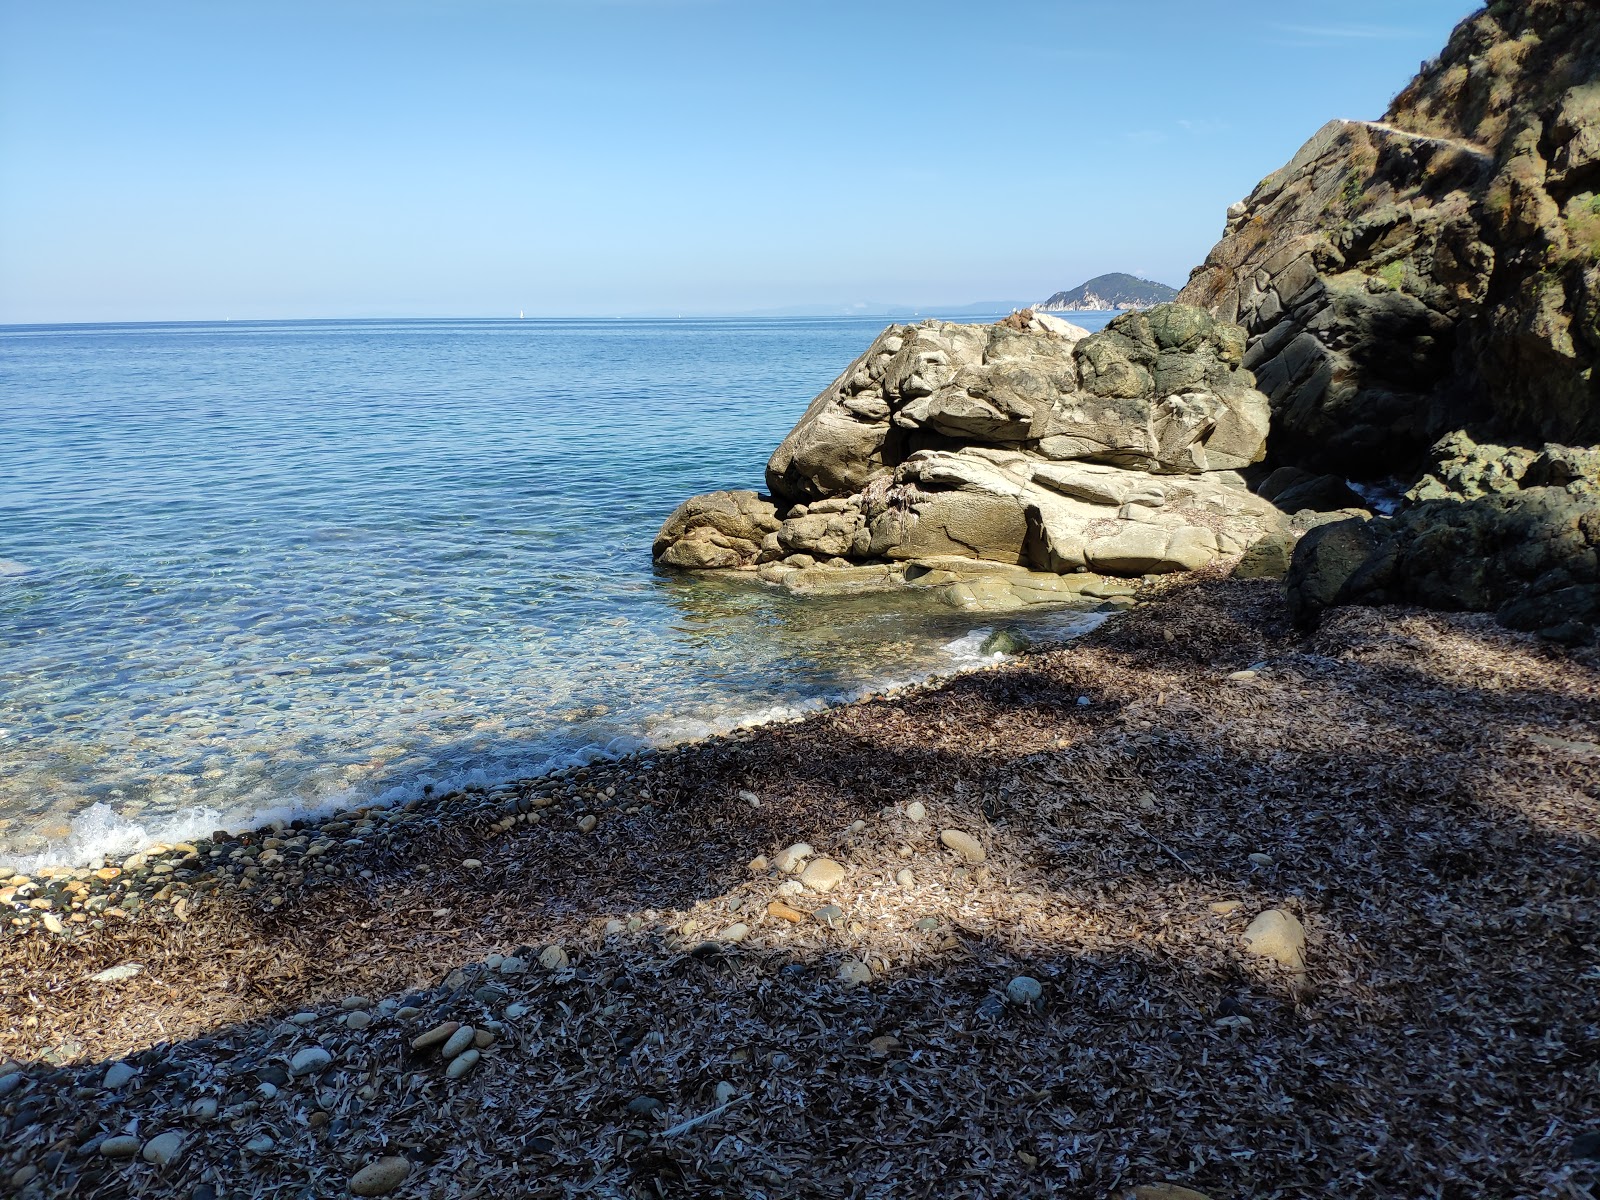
top-left (2, 575), bottom-right (1596, 1197)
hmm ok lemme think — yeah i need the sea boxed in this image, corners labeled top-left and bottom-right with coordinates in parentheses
top-left (0, 311), bottom-right (1119, 869)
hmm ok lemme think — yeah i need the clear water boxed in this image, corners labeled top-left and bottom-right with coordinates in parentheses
top-left (0, 313), bottom-right (1118, 868)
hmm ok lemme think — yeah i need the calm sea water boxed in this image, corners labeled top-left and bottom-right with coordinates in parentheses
top-left (0, 313), bottom-right (1117, 867)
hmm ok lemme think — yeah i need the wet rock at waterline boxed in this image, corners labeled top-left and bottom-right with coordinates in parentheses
top-left (653, 304), bottom-right (1287, 599)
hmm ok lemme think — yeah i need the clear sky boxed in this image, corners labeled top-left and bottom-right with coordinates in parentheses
top-left (0, 0), bottom-right (1481, 323)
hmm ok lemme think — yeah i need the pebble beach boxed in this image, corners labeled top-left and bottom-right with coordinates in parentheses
top-left (3, 575), bottom-right (1596, 1198)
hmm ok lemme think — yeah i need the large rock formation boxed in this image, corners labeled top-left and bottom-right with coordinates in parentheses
top-left (1179, 0), bottom-right (1600, 479)
top-left (1287, 487), bottom-right (1600, 643)
top-left (1179, 0), bottom-right (1600, 640)
top-left (655, 305), bottom-right (1288, 605)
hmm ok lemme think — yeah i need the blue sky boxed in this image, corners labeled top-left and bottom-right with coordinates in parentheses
top-left (1, 0), bottom-right (1480, 323)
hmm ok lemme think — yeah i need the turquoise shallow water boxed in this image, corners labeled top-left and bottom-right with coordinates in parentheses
top-left (0, 314), bottom-right (1115, 867)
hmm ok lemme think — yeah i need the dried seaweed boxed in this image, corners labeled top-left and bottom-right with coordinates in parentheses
top-left (1, 578), bottom-right (1596, 1199)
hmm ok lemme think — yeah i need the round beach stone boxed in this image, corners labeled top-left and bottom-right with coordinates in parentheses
top-left (895, 868), bottom-right (915, 889)
top-left (721, 922), bottom-right (750, 944)
top-left (103, 1061), bottom-right (137, 1090)
top-left (99, 1135), bottom-right (141, 1158)
top-left (440, 1026), bottom-right (476, 1059)
top-left (538, 944), bottom-right (569, 971)
top-left (141, 1131), bottom-right (183, 1165)
top-left (1243, 908), bottom-right (1306, 972)
top-left (344, 1010), bottom-right (372, 1031)
top-left (837, 959), bottom-right (873, 986)
top-left (445, 1048), bottom-right (480, 1079)
top-left (1006, 975), bottom-right (1043, 1006)
top-left (799, 858), bottom-right (845, 893)
top-left (773, 843), bottom-right (814, 874)
top-left (410, 1020), bottom-right (459, 1052)
top-left (349, 1156), bottom-right (412, 1196)
top-left (939, 829), bottom-right (986, 864)
top-left (905, 801), bottom-right (927, 823)
top-left (290, 1047), bottom-right (332, 1075)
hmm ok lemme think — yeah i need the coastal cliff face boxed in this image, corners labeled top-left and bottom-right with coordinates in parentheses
top-left (656, 305), bottom-right (1293, 608)
top-left (1178, 0), bottom-right (1600, 641)
top-left (1179, 0), bottom-right (1600, 480)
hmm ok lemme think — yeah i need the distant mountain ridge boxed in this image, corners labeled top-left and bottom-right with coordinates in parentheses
top-left (1036, 273), bottom-right (1178, 312)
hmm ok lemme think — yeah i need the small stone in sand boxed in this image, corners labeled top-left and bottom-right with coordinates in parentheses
top-left (103, 1061), bottom-right (137, 1090)
top-left (440, 1026), bottom-right (476, 1059)
top-left (1244, 908), bottom-right (1306, 972)
top-left (461, 859), bottom-right (483, 870)
top-left (345, 1011), bottom-right (372, 1031)
top-left (89, 964), bottom-right (142, 984)
top-left (799, 858), bottom-right (845, 893)
top-left (349, 1156), bottom-right (412, 1196)
top-left (837, 959), bottom-right (873, 986)
top-left (905, 801), bottom-right (927, 823)
top-left (895, 868), bottom-right (915, 889)
top-left (446, 1048), bottom-right (480, 1079)
top-left (1248, 852), bottom-right (1274, 867)
top-left (100, 1135), bottom-right (141, 1158)
top-left (746, 855), bottom-right (769, 873)
top-left (767, 900), bottom-right (805, 923)
top-left (141, 1131), bottom-right (183, 1165)
top-left (721, 922), bottom-right (750, 943)
top-left (1209, 900), bottom-right (1242, 915)
top-left (577, 814), bottom-right (598, 833)
top-left (1006, 975), bottom-right (1043, 1006)
top-left (539, 945), bottom-right (569, 971)
top-left (773, 843), bottom-right (814, 874)
top-left (290, 1047), bottom-right (332, 1076)
top-left (940, 829), bottom-right (986, 864)
top-left (411, 1021), bottom-right (460, 1052)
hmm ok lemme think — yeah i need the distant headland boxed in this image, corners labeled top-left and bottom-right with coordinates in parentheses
top-left (1035, 272), bottom-right (1178, 312)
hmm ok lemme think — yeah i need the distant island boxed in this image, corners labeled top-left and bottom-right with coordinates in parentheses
top-left (1035, 272), bottom-right (1178, 311)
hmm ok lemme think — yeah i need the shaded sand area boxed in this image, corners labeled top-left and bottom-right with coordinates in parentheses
top-left (2, 577), bottom-right (1597, 1198)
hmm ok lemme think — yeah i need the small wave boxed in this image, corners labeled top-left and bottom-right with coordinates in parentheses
top-left (6, 609), bottom-right (1115, 871)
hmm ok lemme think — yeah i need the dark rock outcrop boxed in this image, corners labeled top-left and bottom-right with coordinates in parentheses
top-left (1286, 488), bottom-right (1600, 642)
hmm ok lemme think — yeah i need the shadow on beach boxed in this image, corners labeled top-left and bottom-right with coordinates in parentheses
top-left (2, 578), bottom-right (1597, 1199)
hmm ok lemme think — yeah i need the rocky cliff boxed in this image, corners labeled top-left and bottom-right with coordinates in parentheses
top-left (1179, 0), bottom-right (1600, 481)
top-left (1179, 0), bottom-right (1600, 641)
